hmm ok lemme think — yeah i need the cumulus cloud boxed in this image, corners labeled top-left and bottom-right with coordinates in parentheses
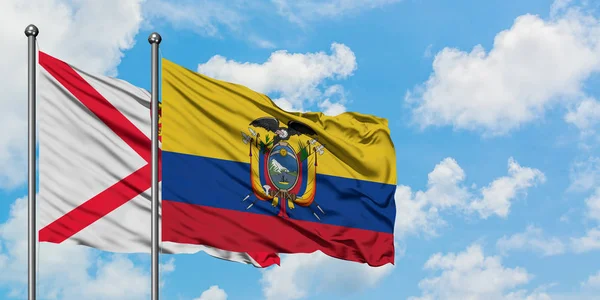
top-left (272, 0), bottom-right (402, 25)
top-left (260, 252), bottom-right (394, 300)
top-left (492, 176), bottom-right (600, 257)
top-left (316, 85), bottom-right (348, 116)
top-left (571, 228), bottom-right (600, 253)
top-left (569, 174), bottom-right (600, 254)
top-left (395, 157), bottom-right (545, 237)
top-left (581, 270), bottom-right (600, 290)
top-left (143, 0), bottom-right (403, 47)
top-left (550, 0), bottom-right (575, 17)
top-left (143, 0), bottom-right (249, 39)
top-left (496, 225), bottom-right (566, 257)
top-left (584, 188), bottom-right (600, 222)
top-left (565, 97), bottom-right (600, 137)
top-left (194, 285), bottom-right (228, 300)
top-left (0, 196), bottom-right (170, 299)
top-left (0, 0), bottom-right (145, 188)
top-left (569, 156), bottom-right (600, 192)
top-left (408, 244), bottom-right (545, 300)
top-left (406, 3), bottom-right (600, 136)
top-left (197, 43), bottom-right (356, 114)
top-left (469, 158), bottom-right (546, 219)
top-left (143, 0), bottom-right (399, 46)
top-left (504, 288), bottom-right (553, 300)
top-left (143, 0), bottom-right (281, 49)
top-left (393, 158), bottom-right (468, 237)
top-left (160, 257), bottom-right (175, 273)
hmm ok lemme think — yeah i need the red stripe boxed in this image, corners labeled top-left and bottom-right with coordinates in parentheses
top-left (39, 165), bottom-right (151, 243)
top-left (39, 51), bottom-right (151, 163)
top-left (248, 252), bottom-right (280, 268)
top-left (162, 200), bottom-right (395, 267)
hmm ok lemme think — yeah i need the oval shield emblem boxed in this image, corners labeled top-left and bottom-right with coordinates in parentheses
top-left (267, 142), bottom-right (299, 191)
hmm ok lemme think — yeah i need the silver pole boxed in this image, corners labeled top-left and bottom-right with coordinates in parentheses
top-left (25, 24), bottom-right (39, 300)
top-left (148, 32), bottom-right (162, 300)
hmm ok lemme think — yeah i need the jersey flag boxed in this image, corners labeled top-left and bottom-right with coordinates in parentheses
top-left (37, 51), bottom-right (279, 268)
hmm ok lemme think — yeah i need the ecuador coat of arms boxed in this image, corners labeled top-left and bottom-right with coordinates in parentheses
top-left (241, 117), bottom-right (326, 220)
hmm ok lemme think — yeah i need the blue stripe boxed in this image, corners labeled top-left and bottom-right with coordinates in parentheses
top-left (162, 151), bottom-right (396, 233)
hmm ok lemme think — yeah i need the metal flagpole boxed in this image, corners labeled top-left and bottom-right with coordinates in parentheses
top-left (148, 32), bottom-right (162, 300)
top-left (25, 24), bottom-right (39, 300)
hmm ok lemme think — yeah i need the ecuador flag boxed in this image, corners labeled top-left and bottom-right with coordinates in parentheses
top-left (161, 58), bottom-right (397, 266)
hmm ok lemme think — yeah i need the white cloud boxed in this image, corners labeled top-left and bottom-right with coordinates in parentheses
top-left (550, 0), bottom-right (574, 17)
top-left (248, 36), bottom-right (277, 49)
top-left (272, 0), bottom-right (401, 25)
top-left (581, 270), bottom-right (600, 289)
top-left (394, 185), bottom-right (444, 237)
top-left (197, 43), bottom-right (356, 113)
top-left (409, 244), bottom-right (541, 300)
top-left (160, 257), bottom-right (176, 273)
top-left (504, 288), bottom-right (553, 300)
top-left (143, 0), bottom-right (244, 37)
top-left (585, 188), bottom-right (600, 222)
top-left (421, 157), bottom-right (471, 209)
top-left (469, 158), bottom-right (546, 219)
top-left (159, 257), bottom-right (176, 288)
top-left (0, 196), bottom-right (163, 299)
top-left (194, 285), bottom-right (228, 300)
top-left (144, 0), bottom-right (399, 47)
top-left (424, 44), bottom-right (434, 58)
top-left (571, 228), bottom-right (600, 253)
top-left (318, 99), bottom-right (347, 116)
top-left (394, 158), bottom-right (468, 237)
top-left (569, 185), bottom-right (600, 252)
top-left (260, 252), bottom-right (394, 300)
top-left (71, 255), bottom-right (149, 299)
top-left (316, 85), bottom-right (348, 116)
top-left (0, 0), bottom-right (145, 188)
top-left (395, 157), bottom-right (545, 237)
top-left (406, 4), bottom-right (600, 136)
top-left (565, 97), bottom-right (600, 136)
top-left (496, 225), bottom-right (566, 256)
top-left (569, 157), bottom-right (600, 192)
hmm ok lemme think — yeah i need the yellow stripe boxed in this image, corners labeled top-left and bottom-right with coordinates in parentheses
top-left (161, 58), bottom-right (396, 185)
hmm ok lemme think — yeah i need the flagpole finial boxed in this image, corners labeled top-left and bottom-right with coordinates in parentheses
top-left (24, 24), bottom-right (39, 37)
top-left (148, 32), bottom-right (162, 44)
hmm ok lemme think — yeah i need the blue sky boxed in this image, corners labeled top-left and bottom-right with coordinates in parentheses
top-left (1, 0), bottom-right (600, 299)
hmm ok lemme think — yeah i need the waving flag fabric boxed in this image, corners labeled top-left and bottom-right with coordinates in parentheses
top-left (161, 58), bottom-right (397, 266)
top-left (37, 51), bottom-right (279, 268)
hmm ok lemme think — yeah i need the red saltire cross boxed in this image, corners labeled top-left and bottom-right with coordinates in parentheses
top-left (38, 51), bottom-right (161, 243)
